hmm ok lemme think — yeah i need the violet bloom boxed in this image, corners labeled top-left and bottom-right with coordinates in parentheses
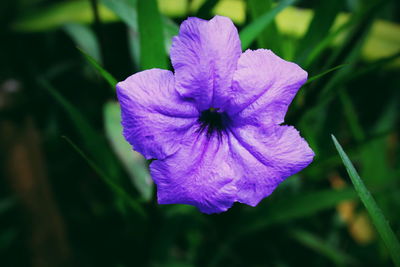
top-left (117, 16), bottom-right (314, 214)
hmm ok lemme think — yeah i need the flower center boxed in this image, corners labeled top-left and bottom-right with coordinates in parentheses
top-left (198, 108), bottom-right (230, 137)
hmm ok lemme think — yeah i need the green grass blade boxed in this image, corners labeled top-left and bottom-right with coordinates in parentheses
top-left (210, 188), bottom-right (357, 266)
top-left (64, 23), bottom-right (102, 63)
top-left (77, 47), bottom-right (117, 90)
top-left (303, 18), bottom-right (352, 68)
top-left (104, 102), bottom-right (153, 201)
top-left (296, 0), bottom-right (344, 64)
top-left (316, 52), bottom-right (400, 106)
top-left (339, 90), bottom-right (365, 142)
top-left (63, 136), bottom-right (146, 217)
top-left (100, 0), bottom-right (137, 29)
top-left (137, 0), bottom-right (167, 69)
top-left (38, 78), bottom-right (120, 180)
top-left (162, 17), bottom-right (179, 52)
top-left (233, 189), bottom-right (356, 246)
top-left (312, 25), bottom-right (369, 108)
top-left (11, 0), bottom-right (117, 32)
top-left (39, 77), bottom-right (102, 148)
top-left (291, 229), bottom-right (358, 265)
top-left (305, 63), bottom-right (348, 85)
top-left (323, 0), bottom-right (384, 70)
top-left (102, 0), bottom-right (178, 67)
top-left (247, 188), bottom-right (357, 232)
top-left (247, 0), bottom-right (281, 54)
top-left (40, 78), bottom-right (146, 216)
top-left (239, 0), bottom-right (295, 50)
top-left (331, 135), bottom-right (400, 266)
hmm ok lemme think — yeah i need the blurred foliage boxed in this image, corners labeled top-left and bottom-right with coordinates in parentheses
top-left (1, 0), bottom-right (399, 266)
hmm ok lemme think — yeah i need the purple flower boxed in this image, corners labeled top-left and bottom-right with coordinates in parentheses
top-left (117, 16), bottom-right (314, 214)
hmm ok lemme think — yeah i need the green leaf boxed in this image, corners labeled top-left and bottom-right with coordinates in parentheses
top-left (77, 47), bottom-right (117, 90)
top-left (210, 188), bottom-right (358, 266)
top-left (331, 135), bottom-right (400, 267)
top-left (244, 188), bottom-right (357, 233)
top-left (239, 0), bottom-right (295, 50)
top-left (11, 0), bottom-right (117, 32)
top-left (102, 0), bottom-right (178, 68)
top-left (303, 20), bottom-right (351, 68)
top-left (62, 136), bottom-right (146, 217)
top-left (40, 78), bottom-right (146, 216)
top-left (247, 0), bottom-right (282, 55)
top-left (306, 27), bottom-right (369, 118)
top-left (104, 102), bottom-right (153, 201)
top-left (323, 0), bottom-right (385, 70)
top-left (101, 0), bottom-right (140, 66)
top-left (162, 17), bottom-right (179, 53)
top-left (63, 23), bottom-right (102, 63)
top-left (339, 90), bottom-right (365, 142)
top-left (38, 78), bottom-right (120, 192)
top-left (305, 63), bottom-right (348, 85)
top-left (137, 0), bottom-right (168, 69)
top-left (296, 0), bottom-right (344, 64)
top-left (100, 0), bottom-right (137, 29)
top-left (38, 78), bottom-right (105, 154)
top-left (127, 28), bottom-right (141, 67)
top-left (290, 229), bottom-right (358, 266)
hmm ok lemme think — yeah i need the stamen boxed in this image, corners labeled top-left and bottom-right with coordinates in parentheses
top-left (198, 108), bottom-right (230, 137)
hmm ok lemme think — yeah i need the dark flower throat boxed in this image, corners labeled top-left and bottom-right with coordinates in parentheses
top-left (198, 108), bottom-right (230, 137)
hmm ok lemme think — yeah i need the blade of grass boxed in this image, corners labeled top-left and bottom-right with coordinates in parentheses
top-left (40, 76), bottom-right (147, 217)
top-left (323, 0), bottom-right (385, 70)
top-left (303, 16), bottom-right (353, 68)
top-left (63, 136), bottom-right (146, 217)
top-left (38, 77), bottom-right (121, 182)
top-left (104, 102), bottom-right (153, 201)
top-left (302, 24), bottom-right (370, 123)
top-left (309, 1), bottom-right (381, 106)
top-left (290, 229), bottom-right (358, 266)
top-left (305, 63), bottom-right (348, 85)
top-left (339, 90), bottom-right (365, 142)
top-left (210, 188), bottom-right (358, 266)
top-left (239, 0), bottom-right (295, 50)
top-left (64, 23), bottom-right (102, 63)
top-left (331, 135), bottom-right (400, 266)
top-left (247, 0), bottom-right (282, 55)
top-left (100, 0), bottom-right (137, 28)
top-left (299, 53), bottom-right (399, 133)
top-left (77, 47), bottom-right (117, 90)
top-left (39, 77), bottom-right (103, 150)
top-left (245, 188), bottom-right (357, 233)
top-left (101, 0), bottom-right (178, 65)
top-left (11, 0), bottom-right (117, 32)
top-left (296, 0), bottom-right (344, 64)
top-left (137, 0), bottom-right (167, 69)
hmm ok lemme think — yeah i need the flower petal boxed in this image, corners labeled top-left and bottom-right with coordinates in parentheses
top-left (227, 49), bottom-right (307, 126)
top-left (116, 69), bottom-right (199, 160)
top-left (150, 130), bottom-right (238, 214)
top-left (150, 123), bottom-right (314, 213)
top-left (170, 16), bottom-right (242, 111)
top-left (230, 124), bottom-right (314, 206)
